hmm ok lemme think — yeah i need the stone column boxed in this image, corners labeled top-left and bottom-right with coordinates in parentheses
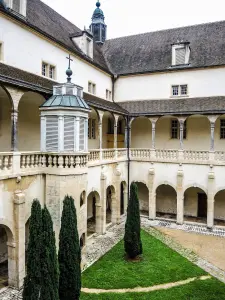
top-left (11, 190), bottom-right (26, 288)
top-left (207, 115), bottom-right (219, 152)
top-left (123, 185), bottom-right (128, 214)
top-left (148, 164), bottom-right (156, 219)
top-left (177, 164), bottom-right (184, 224)
top-left (97, 111), bottom-right (104, 160)
top-left (100, 166), bottom-right (107, 234)
top-left (128, 118), bottom-right (134, 148)
top-left (124, 126), bottom-right (128, 148)
top-left (149, 118), bottom-right (158, 149)
top-left (113, 164), bottom-right (121, 224)
top-left (11, 110), bottom-right (19, 152)
top-left (178, 117), bottom-right (187, 150)
top-left (210, 121), bottom-right (215, 152)
top-left (40, 116), bottom-right (46, 152)
top-left (207, 166), bottom-right (215, 228)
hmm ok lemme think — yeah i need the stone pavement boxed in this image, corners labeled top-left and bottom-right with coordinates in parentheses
top-left (1, 217), bottom-right (225, 299)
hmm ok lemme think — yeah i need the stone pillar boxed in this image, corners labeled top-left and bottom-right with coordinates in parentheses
top-left (40, 116), bottom-right (46, 152)
top-left (210, 121), bottom-right (215, 152)
top-left (10, 190), bottom-right (26, 288)
top-left (148, 164), bottom-right (156, 219)
top-left (124, 127), bottom-right (128, 148)
top-left (177, 164), bottom-right (184, 224)
top-left (178, 117), bottom-right (187, 150)
top-left (100, 166), bottom-right (107, 234)
top-left (11, 110), bottom-right (19, 152)
top-left (114, 124), bottom-right (118, 149)
top-left (113, 164), bottom-right (121, 224)
top-left (97, 111), bottom-right (104, 160)
top-left (207, 115), bottom-right (219, 152)
top-left (128, 118), bottom-right (134, 148)
top-left (149, 118), bottom-right (158, 149)
top-left (207, 165), bottom-right (215, 228)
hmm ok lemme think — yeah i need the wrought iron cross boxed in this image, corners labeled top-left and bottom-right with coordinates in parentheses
top-left (66, 54), bottom-right (73, 69)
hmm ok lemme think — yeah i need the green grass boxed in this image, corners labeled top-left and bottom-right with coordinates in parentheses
top-left (80, 278), bottom-right (225, 299)
top-left (82, 230), bottom-right (206, 289)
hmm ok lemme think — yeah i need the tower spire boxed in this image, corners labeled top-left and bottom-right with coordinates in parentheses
top-left (90, 0), bottom-right (107, 44)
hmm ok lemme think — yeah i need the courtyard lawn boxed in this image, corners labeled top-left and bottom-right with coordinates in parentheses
top-left (80, 277), bottom-right (225, 300)
top-left (82, 230), bottom-right (206, 289)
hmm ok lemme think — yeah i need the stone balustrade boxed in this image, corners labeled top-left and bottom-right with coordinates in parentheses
top-left (1, 148), bottom-right (225, 178)
top-left (0, 153), bottom-right (13, 174)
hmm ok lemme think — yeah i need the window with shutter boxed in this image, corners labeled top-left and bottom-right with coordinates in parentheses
top-left (79, 118), bottom-right (85, 151)
top-left (12, 0), bottom-right (20, 13)
top-left (175, 48), bottom-right (186, 65)
top-left (46, 116), bottom-right (58, 151)
top-left (64, 117), bottom-right (75, 151)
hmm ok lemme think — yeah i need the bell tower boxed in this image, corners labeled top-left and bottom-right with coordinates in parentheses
top-left (90, 1), bottom-right (107, 44)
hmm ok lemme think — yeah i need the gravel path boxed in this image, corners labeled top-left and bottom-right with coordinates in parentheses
top-left (82, 275), bottom-right (211, 294)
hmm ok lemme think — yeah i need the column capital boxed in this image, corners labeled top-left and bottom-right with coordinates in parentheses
top-left (149, 117), bottom-right (158, 125)
top-left (207, 115), bottom-right (219, 124)
top-left (178, 116), bottom-right (187, 124)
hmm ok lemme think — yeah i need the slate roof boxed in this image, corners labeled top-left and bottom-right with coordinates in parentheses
top-left (103, 21), bottom-right (225, 75)
top-left (0, 62), bottom-right (126, 114)
top-left (119, 97), bottom-right (225, 116)
top-left (0, 0), bottom-right (110, 73)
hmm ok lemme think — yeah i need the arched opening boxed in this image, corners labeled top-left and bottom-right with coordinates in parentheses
top-left (88, 108), bottom-right (99, 149)
top-left (106, 185), bottom-right (115, 224)
top-left (184, 115), bottom-right (210, 150)
top-left (135, 182), bottom-right (149, 216)
top-left (120, 182), bottom-right (127, 215)
top-left (131, 117), bottom-right (152, 148)
top-left (80, 191), bottom-right (86, 207)
top-left (155, 116), bottom-right (179, 149)
top-left (214, 190), bottom-right (225, 226)
top-left (156, 184), bottom-right (177, 220)
top-left (184, 187), bottom-right (207, 224)
top-left (80, 233), bottom-right (86, 250)
top-left (117, 116), bottom-right (126, 148)
top-left (87, 192), bottom-right (97, 236)
top-left (18, 92), bottom-right (45, 151)
top-left (0, 224), bottom-right (13, 289)
top-left (102, 112), bottom-right (114, 149)
top-left (0, 85), bottom-right (13, 151)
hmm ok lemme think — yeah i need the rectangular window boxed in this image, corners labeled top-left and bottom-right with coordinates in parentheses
top-left (42, 62), bottom-right (56, 79)
top-left (175, 47), bottom-right (186, 65)
top-left (49, 65), bottom-right (55, 79)
top-left (171, 120), bottom-right (187, 139)
top-left (106, 89), bottom-right (112, 100)
top-left (180, 85), bottom-right (188, 95)
top-left (220, 120), bottom-right (225, 139)
top-left (172, 85), bottom-right (179, 96)
top-left (171, 85), bottom-right (188, 97)
top-left (171, 119), bottom-right (178, 139)
top-left (86, 38), bottom-right (91, 56)
top-left (88, 118), bottom-right (96, 139)
top-left (42, 62), bottom-right (48, 77)
top-left (88, 82), bottom-right (96, 95)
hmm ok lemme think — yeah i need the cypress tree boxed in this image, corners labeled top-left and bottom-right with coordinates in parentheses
top-left (124, 183), bottom-right (142, 259)
top-left (40, 206), bottom-right (59, 300)
top-left (23, 199), bottom-right (42, 300)
top-left (58, 196), bottom-right (81, 300)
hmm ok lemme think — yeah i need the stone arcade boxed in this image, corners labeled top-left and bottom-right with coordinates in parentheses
top-left (1, 0), bottom-right (225, 289)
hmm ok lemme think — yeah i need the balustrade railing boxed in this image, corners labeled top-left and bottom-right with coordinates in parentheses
top-left (0, 153), bottom-right (13, 173)
top-left (88, 150), bottom-right (100, 162)
top-left (183, 150), bottom-right (209, 161)
top-left (102, 149), bottom-right (115, 160)
top-left (131, 149), bottom-right (151, 159)
top-left (155, 149), bottom-right (178, 160)
top-left (2, 148), bottom-right (225, 177)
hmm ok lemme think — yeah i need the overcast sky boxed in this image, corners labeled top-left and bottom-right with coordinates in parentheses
top-left (42, 0), bottom-right (225, 39)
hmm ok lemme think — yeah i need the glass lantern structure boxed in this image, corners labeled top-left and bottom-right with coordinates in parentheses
top-left (40, 69), bottom-right (90, 153)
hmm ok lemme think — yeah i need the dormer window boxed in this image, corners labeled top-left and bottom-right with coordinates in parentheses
top-left (4, 0), bottom-right (27, 17)
top-left (172, 43), bottom-right (190, 66)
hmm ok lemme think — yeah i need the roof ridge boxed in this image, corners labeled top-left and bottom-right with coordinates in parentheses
top-left (106, 19), bottom-right (225, 42)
